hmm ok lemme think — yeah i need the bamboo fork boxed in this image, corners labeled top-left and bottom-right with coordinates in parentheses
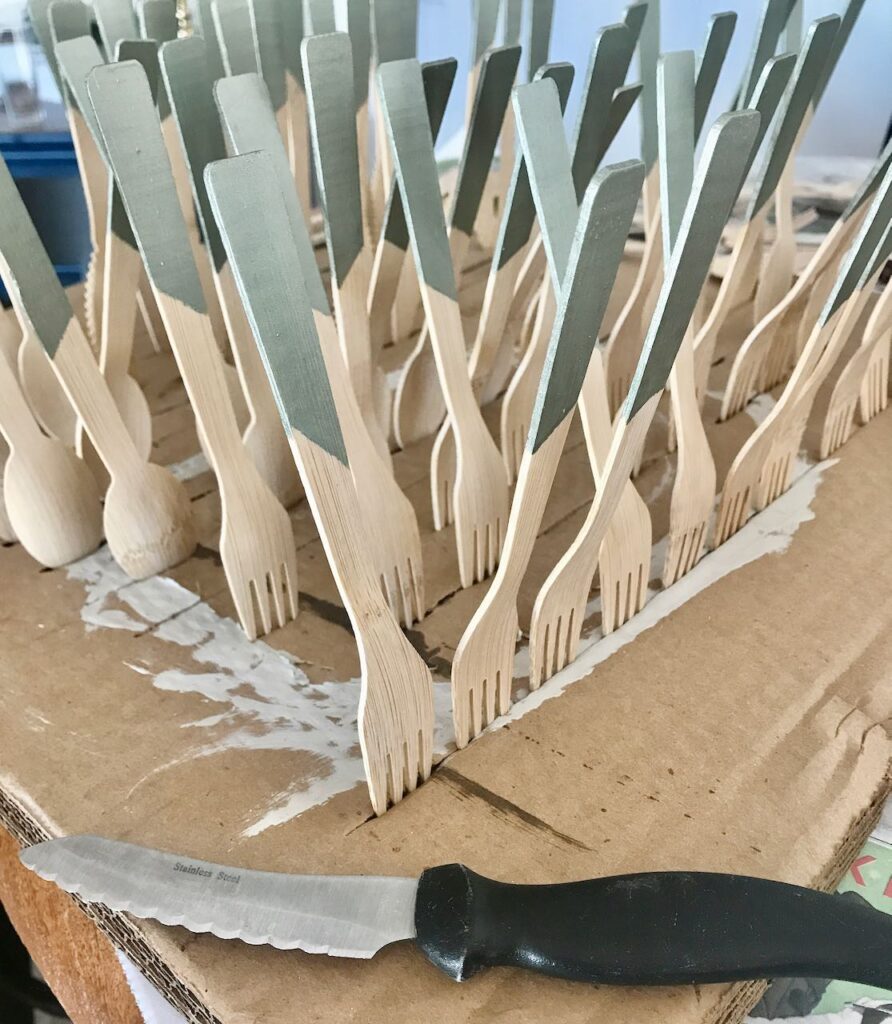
top-left (207, 151), bottom-right (433, 814)
top-left (516, 79), bottom-right (653, 638)
top-left (279, 0), bottom-right (310, 215)
top-left (528, 108), bottom-right (761, 691)
top-left (721, 142), bottom-right (892, 420)
top-left (690, 17), bottom-right (839, 411)
top-left (0, 155), bottom-right (197, 577)
top-left (499, 21), bottom-right (639, 481)
top-left (392, 44), bottom-right (521, 453)
top-left (378, 59), bottom-right (509, 586)
top-left (715, 161), bottom-right (892, 547)
top-left (367, 59), bottom-right (457, 358)
top-left (450, 91), bottom-right (643, 748)
top-left (302, 32), bottom-right (392, 464)
top-left (0, 347), bottom-right (103, 567)
top-left (159, 35), bottom-right (302, 508)
top-left (56, 38), bottom-right (155, 465)
top-left (820, 275), bottom-right (892, 458)
top-left (89, 60), bottom-right (298, 638)
top-left (214, 72), bottom-right (425, 625)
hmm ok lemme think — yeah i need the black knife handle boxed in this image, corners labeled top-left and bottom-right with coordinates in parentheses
top-left (414, 864), bottom-right (892, 986)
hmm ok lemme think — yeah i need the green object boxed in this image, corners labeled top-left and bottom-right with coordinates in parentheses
top-left (526, 0), bottom-right (554, 81)
top-left (693, 12), bottom-right (736, 141)
top-left (138, 0), bottom-right (178, 43)
top-left (657, 50), bottom-right (695, 260)
top-left (737, 0), bottom-right (797, 109)
top-left (213, 0), bottom-right (258, 76)
top-left (372, 0), bottom-right (416, 64)
top-left (347, 0), bottom-right (371, 109)
top-left (471, 0), bottom-right (500, 65)
top-left (251, 0), bottom-right (286, 111)
top-left (191, 0), bottom-right (227, 83)
top-left (304, 0), bottom-right (335, 35)
top-left (92, 0), bottom-right (139, 58)
top-left (637, 0), bottom-right (660, 171)
top-left (842, 138), bottom-right (892, 224)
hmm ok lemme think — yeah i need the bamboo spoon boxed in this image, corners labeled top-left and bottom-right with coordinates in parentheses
top-left (250, 0), bottom-right (288, 147)
top-left (528, 108), bottom-right (761, 691)
top-left (0, 346), bottom-right (103, 567)
top-left (517, 78), bottom-right (653, 638)
top-left (367, 58), bottom-right (457, 357)
top-left (214, 71), bottom-right (425, 625)
top-left (0, 156), bottom-right (196, 577)
top-left (715, 163), bottom-right (892, 547)
top-left (89, 60), bottom-right (297, 638)
top-left (346, 0), bottom-right (374, 241)
top-left (499, 21), bottom-right (639, 481)
top-left (378, 58), bottom-right (508, 586)
top-left (56, 37), bottom-right (154, 468)
top-left (690, 17), bottom-right (839, 411)
top-left (207, 151), bottom-right (433, 814)
top-left (450, 91), bottom-right (643, 748)
top-left (392, 44), bottom-right (521, 455)
top-left (159, 36), bottom-right (301, 508)
top-left (279, 0), bottom-right (310, 215)
top-left (302, 32), bottom-right (392, 464)
top-left (820, 278), bottom-right (892, 458)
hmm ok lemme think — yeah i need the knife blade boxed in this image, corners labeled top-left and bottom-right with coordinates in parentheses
top-left (20, 835), bottom-right (892, 988)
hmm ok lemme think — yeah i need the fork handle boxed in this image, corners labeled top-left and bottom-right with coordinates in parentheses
top-left (415, 863), bottom-right (892, 987)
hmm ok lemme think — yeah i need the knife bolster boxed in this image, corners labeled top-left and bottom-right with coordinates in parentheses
top-left (414, 863), bottom-right (485, 981)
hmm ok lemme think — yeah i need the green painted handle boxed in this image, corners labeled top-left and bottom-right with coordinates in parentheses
top-left (372, 0), bottom-right (417, 64)
top-left (737, 0), bottom-right (796, 109)
top-left (471, 0), bottom-right (500, 64)
top-left (213, 0), bottom-right (258, 76)
top-left (92, 0), bottom-right (138, 58)
top-left (380, 58), bottom-right (457, 253)
top-left (251, 0), bottom-right (287, 111)
top-left (377, 58), bottom-right (457, 301)
top-left (513, 79), bottom-right (644, 451)
top-left (280, 0), bottom-right (304, 82)
top-left (570, 22), bottom-right (636, 202)
top-left (694, 11), bottom-right (736, 141)
top-left (302, 32), bottom-right (364, 286)
top-left (503, 0), bottom-right (522, 46)
top-left (347, 0), bottom-right (371, 109)
top-left (214, 72), bottom-right (330, 315)
top-left (740, 53), bottom-right (795, 184)
top-left (206, 151), bottom-right (348, 465)
top-left (595, 82), bottom-right (642, 168)
top-left (159, 36), bottom-right (228, 271)
top-left (747, 16), bottom-right (840, 218)
top-left (657, 50), bottom-right (695, 261)
top-left (115, 39), bottom-right (160, 99)
top-left (28, 0), bottom-right (62, 89)
top-left (49, 0), bottom-right (90, 48)
top-left (493, 62), bottom-right (575, 271)
top-left (304, 0), bottom-right (335, 35)
top-left (526, 0), bottom-right (554, 81)
top-left (823, 160), bottom-right (892, 322)
top-left (0, 154), bottom-right (73, 356)
top-left (637, 0), bottom-right (660, 171)
top-left (626, 109), bottom-right (761, 419)
top-left (842, 138), bottom-right (892, 223)
top-left (813, 0), bottom-right (866, 107)
top-left (138, 0), bottom-right (177, 43)
top-left (449, 44), bottom-right (521, 237)
top-left (623, 2), bottom-right (648, 47)
top-left (88, 60), bottom-right (206, 312)
top-left (192, 0), bottom-right (227, 83)
top-left (55, 35), bottom-right (104, 119)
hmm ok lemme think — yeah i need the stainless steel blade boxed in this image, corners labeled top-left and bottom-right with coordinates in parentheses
top-left (21, 835), bottom-right (418, 958)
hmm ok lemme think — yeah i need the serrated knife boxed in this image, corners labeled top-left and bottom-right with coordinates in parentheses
top-left (20, 835), bottom-right (892, 987)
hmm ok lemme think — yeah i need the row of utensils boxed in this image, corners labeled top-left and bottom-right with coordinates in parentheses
top-left (1, 0), bottom-right (889, 814)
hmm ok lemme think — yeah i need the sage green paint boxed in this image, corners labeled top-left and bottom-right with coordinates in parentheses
top-left (739, 53), bottom-right (795, 184)
top-left (503, 0), bottom-right (522, 46)
top-left (449, 45), bottom-right (520, 237)
top-left (93, 0), bottom-right (138, 58)
top-left (191, 0), bottom-right (227, 83)
top-left (783, 0), bottom-right (802, 52)
top-left (737, 0), bottom-right (796, 109)
top-left (160, 37), bottom-right (228, 272)
top-left (250, 0), bottom-right (287, 110)
top-left (137, 0), bottom-right (177, 117)
top-left (570, 23), bottom-right (635, 203)
top-left (823, 159), bottom-right (892, 322)
top-left (377, 59), bottom-right (457, 301)
top-left (595, 82), bottom-right (641, 167)
top-left (514, 63), bottom-right (645, 451)
top-left (280, 0), bottom-right (304, 82)
top-left (304, 0), bottom-right (335, 35)
top-left (88, 60), bottom-right (207, 312)
top-left (213, 0), bottom-right (259, 75)
top-left (347, 0), bottom-right (371, 109)
top-left (372, 0), bottom-right (416, 64)
top-left (842, 138), bottom-right (892, 223)
top-left (302, 32), bottom-right (364, 287)
top-left (214, 73), bottom-right (330, 315)
top-left (693, 12), bottom-right (736, 141)
top-left (49, 1), bottom-right (92, 108)
top-left (746, 16), bottom-right (839, 219)
top-left (625, 110), bottom-right (760, 420)
top-left (813, 0), bottom-right (865, 108)
top-left (512, 79), bottom-right (577, 295)
top-left (206, 152), bottom-right (349, 465)
top-left (115, 39), bottom-right (160, 102)
top-left (381, 57), bottom-right (457, 253)
top-left (27, 0), bottom-right (62, 90)
top-left (623, 2), bottom-right (647, 48)
top-left (657, 50), bottom-right (694, 262)
top-left (495, 61), bottom-right (573, 271)
top-left (471, 0), bottom-right (499, 65)
top-left (0, 154), bottom-right (73, 357)
top-left (526, 0), bottom-right (553, 81)
top-left (637, 0), bottom-right (660, 172)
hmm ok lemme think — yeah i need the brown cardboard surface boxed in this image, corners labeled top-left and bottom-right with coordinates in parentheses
top-left (0, 257), bottom-right (890, 1024)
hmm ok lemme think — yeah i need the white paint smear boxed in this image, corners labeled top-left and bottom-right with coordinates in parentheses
top-left (64, 448), bottom-right (834, 833)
